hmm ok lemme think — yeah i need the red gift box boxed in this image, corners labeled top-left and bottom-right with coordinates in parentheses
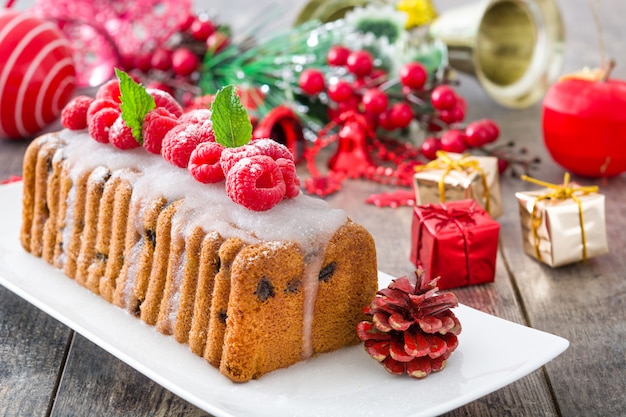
top-left (410, 199), bottom-right (500, 290)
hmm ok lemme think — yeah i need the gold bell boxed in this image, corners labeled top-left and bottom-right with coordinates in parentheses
top-left (430, 0), bottom-right (565, 108)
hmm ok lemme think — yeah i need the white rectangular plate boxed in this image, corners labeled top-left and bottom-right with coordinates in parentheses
top-left (0, 182), bottom-right (568, 417)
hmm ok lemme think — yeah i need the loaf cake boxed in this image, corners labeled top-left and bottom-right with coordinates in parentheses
top-left (20, 79), bottom-right (378, 382)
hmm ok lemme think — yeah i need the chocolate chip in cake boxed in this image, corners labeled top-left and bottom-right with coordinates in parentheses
top-left (255, 277), bottom-right (275, 301)
top-left (319, 261), bottom-right (337, 282)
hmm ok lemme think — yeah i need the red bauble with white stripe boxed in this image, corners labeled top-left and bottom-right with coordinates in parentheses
top-left (0, 10), bottom-right (76, 140)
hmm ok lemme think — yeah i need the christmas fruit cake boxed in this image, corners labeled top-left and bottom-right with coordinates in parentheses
top-left (20, 74), bottom-right (378, 382)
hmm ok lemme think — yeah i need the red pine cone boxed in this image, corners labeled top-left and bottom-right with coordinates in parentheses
top-left (357, 270), bottom-right (461, 379)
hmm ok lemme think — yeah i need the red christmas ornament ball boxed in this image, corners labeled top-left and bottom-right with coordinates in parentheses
top-left (0, 10), bottom-right (76, 140)
top-left (542, 76), bottom-right (626, 177)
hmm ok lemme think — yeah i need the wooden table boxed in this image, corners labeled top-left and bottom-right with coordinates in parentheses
top-left (1, 0), bottom-right (624, 416)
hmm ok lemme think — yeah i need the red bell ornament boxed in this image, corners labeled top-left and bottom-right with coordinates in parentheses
top-left (0, 10), bottom-right (76, 140)
top-left (328, 119), bottom-right (375, 178)
top-left (542, 70), bottom-right (626, 177)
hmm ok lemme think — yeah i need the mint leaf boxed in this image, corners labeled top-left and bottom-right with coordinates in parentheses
top-left (116, 68), bottom-right (156, 143)
top-left (210, 85), bottom-right (252, 148)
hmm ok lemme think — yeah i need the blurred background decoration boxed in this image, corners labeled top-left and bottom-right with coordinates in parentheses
top-left (0, 8), bottom-right (76, 140)
top-left (3, 0), bottom-right (572, 192)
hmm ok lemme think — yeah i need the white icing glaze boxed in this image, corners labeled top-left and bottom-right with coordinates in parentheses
top-left (56, 129), bottom-right (348, 357)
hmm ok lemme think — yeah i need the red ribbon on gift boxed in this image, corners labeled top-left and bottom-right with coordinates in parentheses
top-left (412, 202), bottom-right (479, 287)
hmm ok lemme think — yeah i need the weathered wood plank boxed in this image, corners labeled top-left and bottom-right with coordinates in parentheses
top-left (0, 286), bottom-right (71, 417)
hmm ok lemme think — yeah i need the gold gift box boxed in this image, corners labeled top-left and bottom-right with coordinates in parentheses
top-left (515, 174), bottom-right (609, 267)
top-left (413, 151), bottom-right (503, 218)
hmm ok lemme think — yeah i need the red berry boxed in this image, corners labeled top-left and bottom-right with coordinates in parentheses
top-left (327, 80), bottom-right (353, 103)
top-left (298, 69), bottom-right (325, 95)
top-left (220, 145), bottom-right (262, 175)
top-left (251, 138), bottom-right (294, 162)
top-left (326, 45), bottom-right (351, 66)
top-left (146, 81), bottom-right (175, 96)
top-left (336, 95), bottom-right (360, 115)
top-left (438, 104), bottom-right (465, 124)
top-left (147, 88), bottom-right (183, 117)
top-left (87, 99), bottom-right (119, 121)
top-left (180, 109), bottom-right (212, 125)
top-left (133, 53), bottom-right (152, 72)
top-left (361, 89), bottom-right (388, 115)
top-left (368, 68), bottom-right (388, 86)
top-left (96, 79), bottom-right (121, 103)
top-left (206, 32), bottom-right (229, 54)
top-left (188, 141), bottom-right (226, 183)
top-left (439, 129), bottom-right (467, 153)
top-left (430, 85), bottom-right (457, 110)
top-left (151, 48), bottom-right (172, 71)
top-left (225, 155), bottom-right (286, 211)
top-left (464, 119), bottom-right (500, 147)
top-left (420, 137), bottom-right (441, 160)
top-left (61, 96), bottom-right (94, 130)
top-left (162, 121), bottom-right (215, 168)
top-left (189, 18), bottom-right (216, 41)
top-left (378, 109), bottom-right (395, 131)
top-left (109, 116), bottom-right (140, 150)
top-left (464, 121), bottom-right (490, 148)
top-left (276, 158), bottom-right (300, 198)
top-left (88, 107), bottom-right (120, 143)
top-left (142, 108), bottom-right (179, 154)
top-left (119, 53), bottom-right (135, 71)
top-left (389, 102), bottom-right (414, 129)
top-left (481, 119), bottom-right (500, 143)
top-left (179, 13), bottom-right (195, 32)
top-left (400, 62), bottom-right (427, 90)
top-left (171, 48), bottom-right (199, 76)
top-left (497, 158), bottom-right (509, 173)
top-left (347, 50), bottom-right (373, 77)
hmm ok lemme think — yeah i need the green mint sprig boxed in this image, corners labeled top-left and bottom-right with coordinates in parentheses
top-left (116, 68), bottom-right (156, 143)
top-left (210, 85), bottom-right (252, 148)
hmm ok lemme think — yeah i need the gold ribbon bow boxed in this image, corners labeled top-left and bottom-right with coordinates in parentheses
top-left (521, 173), bottom-right (599, 262)
top-left (416, 151), bottom-right (491, 213)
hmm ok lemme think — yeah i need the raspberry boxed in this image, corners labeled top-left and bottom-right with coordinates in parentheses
top-left (87, 98), bottom-right (119, 120)
top-left (180, 108), bottom-right (212, 125)
top-left (251, 138), bottom-right (294, 162)
top-left (220, 145), bottom-right (262, 175)
top-left (109, 116), bottom-right (140, 150)
top-left (225, 155), bottom-right (286, 211)
top-left (142, 107), bottom-right (179, 154)
top-left (87, 107), bottom-right (120, 144)
top-left (188, 141), bottom-right (226, 183)
top-left (161, 121), bottom-right (215, 168)
top-left (276, 157), bottom-right (300, 198)
top-left (96, 79), bottom-right (121, 103)
top-left (220, 139), bottom-right (295, 176)
top-left (61, 96), bottom-right (94, 130)
top-left (148, 88), bottom-right (183, 117)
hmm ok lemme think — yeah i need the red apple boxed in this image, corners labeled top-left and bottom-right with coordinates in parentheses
top-left (542, 70), bottom-right (626, 177)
